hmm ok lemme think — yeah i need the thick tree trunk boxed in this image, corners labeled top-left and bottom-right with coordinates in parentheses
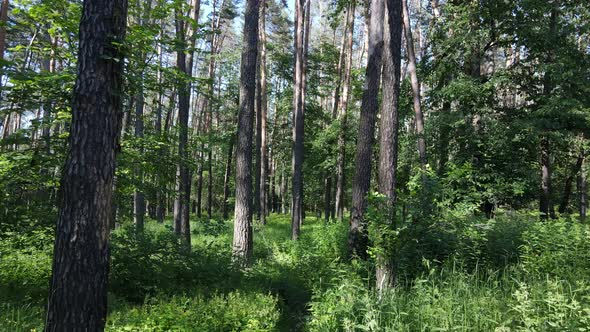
top-left (349, 0), bottom-right (384, 258)
top-left (233, 0), bottom-right (259, 264)
top-left (376, 0), bottom-right (402, 294)
top-left (335, 0), bottom-right (356, 222)
top-left (45, 0), bottom-right (127, 330)
top-left (402, 0), bottom-right (426, 167)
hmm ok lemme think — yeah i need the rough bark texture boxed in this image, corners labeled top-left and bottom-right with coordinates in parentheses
top-left (402, 0), bottom-right (426, 167)
top-left (376, 0), bottom-right (403, 293)
top-left (44, 0), bottom-right (128, 330)
top-left (335, 0), bottom-right (356, 222)
top-left (233, 0), bottom-right (259, 264)
top-left (349, 0), bottom-right (384, 258)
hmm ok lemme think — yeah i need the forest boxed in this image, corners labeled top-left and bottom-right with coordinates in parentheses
top-left (1, 0), bottom-right (590, 330)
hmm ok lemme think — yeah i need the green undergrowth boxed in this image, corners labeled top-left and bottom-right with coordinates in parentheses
top-left (2, 213), bottom-right (590, 331)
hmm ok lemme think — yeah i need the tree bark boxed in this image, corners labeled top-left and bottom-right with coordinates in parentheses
top-left (44, 0), bottom-right (127, 329)
top-left (233, 0), bottom-right (259, 264)
top-left (349, 0), bottom-right (384, 258)
top-left (376, 0), bottom-right (403, 293)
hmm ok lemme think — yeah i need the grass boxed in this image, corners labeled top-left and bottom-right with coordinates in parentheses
top-left (2, 213), bottom-right (590, 331)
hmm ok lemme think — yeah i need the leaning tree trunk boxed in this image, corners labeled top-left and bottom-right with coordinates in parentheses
top-left (44, 0), bottom-right (128, 330)
top-left (376, 0), bottom-right (402, 294)
top-left (232, 0), bottom-right (259, 264)
top-left (349, 0), bottom-right (384, 258)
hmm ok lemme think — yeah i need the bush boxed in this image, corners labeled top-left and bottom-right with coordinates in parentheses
top-left (107, 292), bottom-right (280, 331)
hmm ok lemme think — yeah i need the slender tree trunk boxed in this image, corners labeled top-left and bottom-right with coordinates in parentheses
top-left (335, 0), bottom-right (356, 222)
top-left (173, 0), bottom-right (201, 244)
top-left (349, 0), bottom-right (384, 258)
top-left (559, 147), bottom-right (585, 214)
top-left (45, 0), bottom-right (127, 329)
top-left (222, 135), bottom-right (235, 220)
top-left (376, 0), bottom-right (402, 293)
top-left (134, 87), bottom-right (145, 232)
top-left (578, 161), bottom-right (587, 221)
top-left (255, 0), bottom-right (268, 224)
top-left (291, 0), bottom-right (308, 240)
top-left (540, 136), bottom-right (556, 220)
top-left (233, 0), bottom-right (259, 264)
top-left (402, 0), bottom-right (426, 167)
top-left (324, 175), bottom-right (332, 222)
top-left (539, 7), bottom-right (557, 221)
top-left (0, 0), bottom-right (9, 61)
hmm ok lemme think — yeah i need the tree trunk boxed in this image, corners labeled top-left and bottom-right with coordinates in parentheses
top-left (173, 0), bottom-right (201, 244)
top-left (349, 0), bottom-right (384, 258)
top-left (578, 161), bottom-right (587, 221)
top-left (402, 0), bottom-right (426, 167)
top-left (45, 0), bottom-right (127, 329)
top-left (540, 136), bottom-right (556, 220)
top-left (335, 0), bottom-right (356, 222)
top-left (222, 135), bottom-right (235, 220)
top-left (0, 0), bottom-right (9, 61)
top-left (376, 0), bottom-right (402, 293)
top-left (134, 88), bottom-right (145, 232)
top-left (255, 0), bottom-right (268, 224)
top-left (233, 0), bottom-right (259, 264)
top-left (559, 147), bottom-right (585, 214)
top-left (291, 0), bottom-right (308, 240)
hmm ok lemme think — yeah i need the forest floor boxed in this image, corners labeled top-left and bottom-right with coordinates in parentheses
top-left (2, 212), bottom-right (590, 331)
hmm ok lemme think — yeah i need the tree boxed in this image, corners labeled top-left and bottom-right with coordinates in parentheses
top-left (173, 0), bottom-right (200, 243)
top-left (255, 0), bottom-right (268, 225)
top-left (402, 0), bottom-right (426, 168)
top-left (291, 0), bottom-right (309, 240)
top-left (335, 0), bottom-right (356, 222)
top-left (376, 0), bottom-right (402, 292)
top-left (349, 0), bottom-right (384, 258)
top-left (44, 0), bottom-right (128, 329)
top-left (232, 0), bottom-right (259, 263)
